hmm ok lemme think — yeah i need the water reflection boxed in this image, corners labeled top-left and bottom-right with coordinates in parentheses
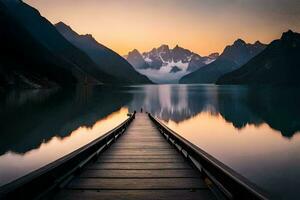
top-left (0, 108), bottom-right (129, 185)
top-left (127, 85), bottom-right (300, 138)
top-left (1, 84), bottom-right (300, 199)
top-left (0, 86), bottom-right (132, 155)
top-left (0, 87), bottom-right (132, 185)
top-left (126, 84), bottom-right (300, 199)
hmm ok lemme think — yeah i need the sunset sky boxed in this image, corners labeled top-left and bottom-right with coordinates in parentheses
top-left (25, 0), bottom-right (300, 56)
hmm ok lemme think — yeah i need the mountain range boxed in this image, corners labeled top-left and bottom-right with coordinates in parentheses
top-left (0, 0), bottom-right (150, 89)
top-left (126, 45), bottom-right (219, 83)
top-left (0, 0), bottom-right (298, 88)
top-left (55, 22), bottom-right (151, 84)
top-left (180, 39), bottom-right (267, 83)
top-left (217, 30), bottom-right (300, 85)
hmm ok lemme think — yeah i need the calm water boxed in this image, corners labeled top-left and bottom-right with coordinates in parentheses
top-left (0, 84), bottom-right (300, 199)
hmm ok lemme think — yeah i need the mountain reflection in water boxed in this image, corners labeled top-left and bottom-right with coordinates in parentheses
top-left (1, 84), bottom-right (300, 199)
top-left (0, 86), bottom-right (132, 155)
top-left (127, 84), bottom-right (300, 138)
top-left (0, 86), bottom-right (131, 185)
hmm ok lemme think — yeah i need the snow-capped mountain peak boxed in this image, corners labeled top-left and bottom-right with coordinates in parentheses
top-left (126, 45), bottom-right (219, 83)
top-left (141, 45), bottom-right (216, 72)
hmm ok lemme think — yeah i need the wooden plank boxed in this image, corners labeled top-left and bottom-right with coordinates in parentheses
top-left (123, 134), bottom-right (161, 137)
top-left (115, 141), bottom-right (167, 144)
top-left (110, 146), bottom-right (173, 149)
top-left (87, 163), bottom-right (191, 170)
top-left (96, 161), bottom-right (185, 163)
top-left (117, 137), bottom-right (165, 140)
top-left (80, 169), bottom-right (200, 178)
top-left (67, 178), bottom-right (207, 190)
top-left (112, 141), bottom-right (167, 143)
top-left (105, 149), bottom-right (176, 154)
top-left (97, 158), bottom-right (185, 163)
top-left (54, 189), bottom-right (216, 200)
top-left (110, 147), bottom-right (173, 150)
top-left (109, 144), bottom-right (172, 148)
top-left (114, 140), bottom-right (167, 143)
top-left (111, 143), bottom-right (171, 147)
top-left (103, 153), bottom-right (179, 156)
top-left (116, 140), bottom-right (167, 143)
top-left (104, 150), bottom-right (178, 156)
top-left (99, 155), bottom-right (183, 159)
top-left (118, 138), bottom-right (164, 140)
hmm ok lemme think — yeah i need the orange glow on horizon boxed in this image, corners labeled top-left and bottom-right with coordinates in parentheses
top-left (24, 0), bottom-right (300, 56)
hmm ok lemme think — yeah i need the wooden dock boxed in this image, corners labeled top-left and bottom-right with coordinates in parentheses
top-left (0, 112), bottom-right (269, 200)
top-left (53, 113), bottom-right (216, 200)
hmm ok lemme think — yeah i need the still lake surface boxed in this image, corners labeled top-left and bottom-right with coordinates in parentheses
top-left (0, 84), bottom-right (300, 199)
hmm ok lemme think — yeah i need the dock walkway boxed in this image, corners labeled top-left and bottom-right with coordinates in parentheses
top-left (54, 113), bottom-right (216, 200)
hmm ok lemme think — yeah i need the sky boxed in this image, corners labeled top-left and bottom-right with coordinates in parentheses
top-left (25, 0), bottom-right (300, 56)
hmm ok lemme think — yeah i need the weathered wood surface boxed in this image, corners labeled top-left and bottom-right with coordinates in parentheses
top-left (79, 169), bottom-right (199, 178)
top-left (54, 113), bottom-right (215, 200)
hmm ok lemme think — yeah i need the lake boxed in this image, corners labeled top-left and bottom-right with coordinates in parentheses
top-left (0, 84), bottom-right (299, 199)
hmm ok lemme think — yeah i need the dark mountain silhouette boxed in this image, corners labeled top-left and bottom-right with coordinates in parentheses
top-left (180, 39), bottom-right (266, 83)
top-left (126, 49), bottom-right (151, 70)
top-left (217, 30), bottom-right (300, 85)
top-left (180, 59), bottom-right (239, 83)
top-left (0, 1), bottom-right (78, 88)
top-left (55, 22), bottom-right (152, 84)
top-left (0, 0), bottom-right (117, 89)
top-left (222, 39), bottom-right (266, 66)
